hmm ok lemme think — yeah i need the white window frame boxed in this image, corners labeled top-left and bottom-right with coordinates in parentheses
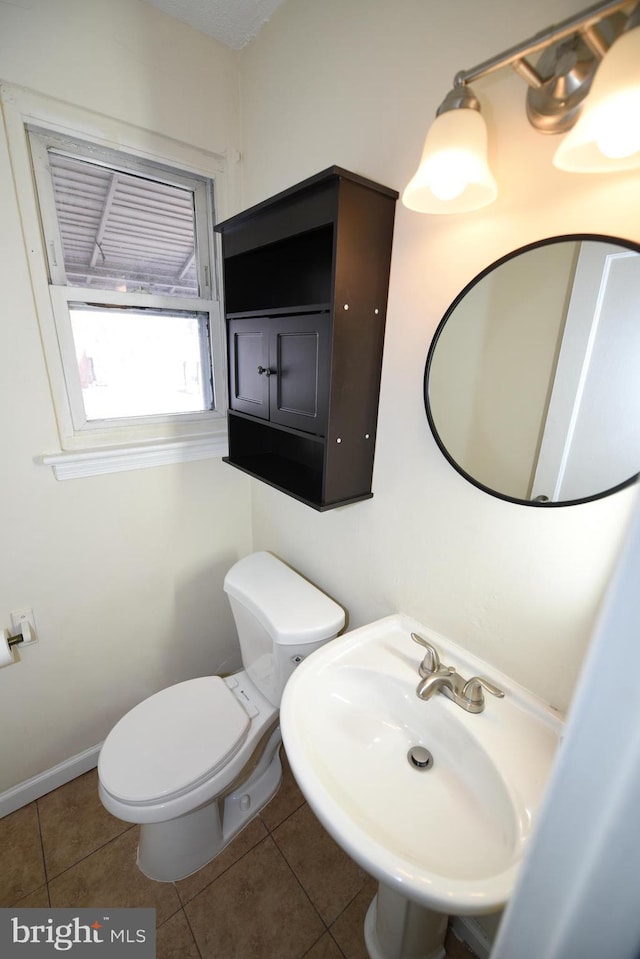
top-left (1, 82), bottom-right (232, 478)
top-left (49, 287), bottom-right (219, 436)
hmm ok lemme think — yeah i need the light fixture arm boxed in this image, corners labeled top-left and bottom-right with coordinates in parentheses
top-left (452, 0), bottom-right (636, 90)
top-left (510, 59), bottom-right (545, 91)
top-left (582, 23), bottom-right (611, 58)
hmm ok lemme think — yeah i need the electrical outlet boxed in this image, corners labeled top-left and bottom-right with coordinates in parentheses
top-left (10, 608), bottom-right (37, 645)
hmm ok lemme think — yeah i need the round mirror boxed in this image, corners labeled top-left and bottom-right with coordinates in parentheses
top-left (425, 234), bottom-right (640, 506)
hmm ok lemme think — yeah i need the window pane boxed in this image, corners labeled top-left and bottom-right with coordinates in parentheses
top-left (69, 304), bottom-right (212, 420)
top-left (50, 153), bottom-right (199, 296)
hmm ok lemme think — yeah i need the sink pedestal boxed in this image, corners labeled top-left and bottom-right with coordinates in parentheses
top-left (364, 882), bottom-right (447, 959)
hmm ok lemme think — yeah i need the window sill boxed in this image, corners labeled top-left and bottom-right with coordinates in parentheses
top-left (39, 433), bottom-right (229, 480)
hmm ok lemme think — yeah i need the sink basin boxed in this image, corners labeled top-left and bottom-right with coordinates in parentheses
top-left (281, 614), bottom-right (563, 916)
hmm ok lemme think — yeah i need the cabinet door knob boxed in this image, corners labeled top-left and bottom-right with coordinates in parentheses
top-left (257, 365), bottom-right (276, 377)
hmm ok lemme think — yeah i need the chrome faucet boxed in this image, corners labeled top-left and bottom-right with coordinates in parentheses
top-left (411, 632), bottom-right (504, 713)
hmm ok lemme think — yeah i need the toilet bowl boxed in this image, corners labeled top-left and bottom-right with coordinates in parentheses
top-left (98, 552), bottom-right (344, 882)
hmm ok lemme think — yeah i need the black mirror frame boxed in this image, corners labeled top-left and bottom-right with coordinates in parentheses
top-left (424, 233), bottom-right (640, 508)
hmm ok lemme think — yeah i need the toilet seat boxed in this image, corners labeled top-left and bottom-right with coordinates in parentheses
top-left (99, 676), bottom-right (251, 805)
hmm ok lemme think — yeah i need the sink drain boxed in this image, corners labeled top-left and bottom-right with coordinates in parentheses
top-left (407, 746), bottom-right (434, 770)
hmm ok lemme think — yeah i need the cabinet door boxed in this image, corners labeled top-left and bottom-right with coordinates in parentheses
top-left (228, 317), bottom-right (270, 419)
top-left (269, 314), bottom-right (329, 435)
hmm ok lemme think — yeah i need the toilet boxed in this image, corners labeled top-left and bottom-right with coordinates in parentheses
top-left (97, 551), bottom-right (345, 882)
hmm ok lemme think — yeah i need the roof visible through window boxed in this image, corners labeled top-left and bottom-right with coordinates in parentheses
top-left (49, 152), bottom-right (199, 296)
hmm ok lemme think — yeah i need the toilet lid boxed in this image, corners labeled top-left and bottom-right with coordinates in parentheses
top-left (99, 677), bottom-right (251, 804)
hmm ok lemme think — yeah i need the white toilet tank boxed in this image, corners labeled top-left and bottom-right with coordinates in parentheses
top-left (224, 552), bottom-right (345, 707)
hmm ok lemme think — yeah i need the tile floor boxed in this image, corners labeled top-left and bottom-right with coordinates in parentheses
top-left (0, 749), bottom-right (476, 959)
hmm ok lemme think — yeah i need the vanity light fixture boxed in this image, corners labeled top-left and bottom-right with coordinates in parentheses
top-left (402, 85), bottom-right (498, 214)
top-left (403, 0), bottom-right (640, 214)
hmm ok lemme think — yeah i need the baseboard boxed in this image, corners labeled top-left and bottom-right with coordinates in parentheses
top-left (0, 743), bottom-right (103, 818)
top-left (451, 916), bottom-right (493, 959)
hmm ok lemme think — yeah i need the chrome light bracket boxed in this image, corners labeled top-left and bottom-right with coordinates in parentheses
top-left (436, 82), bottom-right (481, 117)
top-left (525, 14), bottom-right (624, 133)
top-left (449, 0), bottom-right (639, 136)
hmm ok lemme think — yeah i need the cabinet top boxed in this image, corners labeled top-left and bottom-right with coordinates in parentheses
top-left (215, 166), bottom-right (398, 235)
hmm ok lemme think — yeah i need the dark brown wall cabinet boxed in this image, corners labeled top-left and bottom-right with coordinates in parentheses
top-left (215, 166), bottom-right (397, 511)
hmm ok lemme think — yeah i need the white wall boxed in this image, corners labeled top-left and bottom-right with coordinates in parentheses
top-left (0, 0), bottom-right (251, 792)
top-left (239, 0), bottom-right (640, 713)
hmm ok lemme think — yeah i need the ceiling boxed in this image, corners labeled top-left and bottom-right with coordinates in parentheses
top-left (144, 0), bottom-right (287, 49)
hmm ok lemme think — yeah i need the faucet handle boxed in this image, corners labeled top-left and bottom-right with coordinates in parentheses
top-left (411, 632), bottom-right (441, 676)
top-left (462, 676), bottom-right (505, 705)
top-left (416, 666), bottom-right (455, 700)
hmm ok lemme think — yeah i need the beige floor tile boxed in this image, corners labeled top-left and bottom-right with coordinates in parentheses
top-left (186, 835), bottom-right (325, 959)
top-left (15, 884), bottom-right (50, 908)
top-left (38, 769), bottom-right (130, 878)
top-left (303, 932), bottom-right (345, 959)
top-left (273, 803), bottom-right (369, 925)
top-left (176, 814), bottom-right (268, 905)
top-left (48, 829), bottom-right (181, 925)
top-left (157, 910), bottom-right (201, 959)
top-left (260, 748), bottom-right (306, 832)
top-left (329, 878), bottom-right (377, 959)
top-left (0, 802), bottom-right (46, 906)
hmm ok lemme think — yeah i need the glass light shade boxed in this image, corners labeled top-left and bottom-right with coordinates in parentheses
top-left (402, 108), bottom-right (498, 214)
top-left (553, 25), bottom-right (640, 172)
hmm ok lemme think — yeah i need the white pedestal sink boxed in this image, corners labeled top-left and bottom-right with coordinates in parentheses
top-left (365, 883), bottom-right (448, 959)
top-left (281, 614), bottom-right (563, 959)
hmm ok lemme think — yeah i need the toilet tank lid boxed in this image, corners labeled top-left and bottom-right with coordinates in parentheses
top-left (224, 552), bottom-right (345, 645)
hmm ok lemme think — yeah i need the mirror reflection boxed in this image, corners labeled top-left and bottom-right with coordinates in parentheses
top-left (425, 235), bottom-right (640, 505)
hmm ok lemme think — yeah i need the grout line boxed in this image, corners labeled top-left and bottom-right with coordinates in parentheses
top-left (305, 927), bottom-right (350, 959)
top-left (181, 832), bottom-right (328, 959)
top-left (259, 798), bottom-right (305, 836)
top-left (332, 873), bottom-right (375, 920)
top-left (299, 928), bottom-right (342, 959)
top-left (174, 826), bottom-right (271, 908)
top-left (157, 897), bottom-right (184, 929)
top-left (34, 801), bottom-right (52, 908)
top-left (327, 929), bottom-right (349, 959)
top-left (44, 824), bottom-right (137, 889)
top-left (270, 804), bottom-right (373, 923)
top-left (269, 827), bottom-right (331, 934)
top-left (181, 906), bottom-right (205, 959)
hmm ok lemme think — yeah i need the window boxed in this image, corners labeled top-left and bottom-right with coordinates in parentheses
top-left (25, 126), bottom-right (226, 473)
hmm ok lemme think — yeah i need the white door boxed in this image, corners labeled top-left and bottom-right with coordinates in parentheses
top-left (531, 243), bottom-right (640, 502)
